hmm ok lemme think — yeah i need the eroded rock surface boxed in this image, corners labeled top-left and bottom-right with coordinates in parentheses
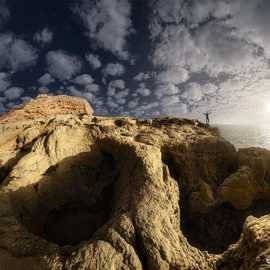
top-left (0, 95), bottom-right (270, 269)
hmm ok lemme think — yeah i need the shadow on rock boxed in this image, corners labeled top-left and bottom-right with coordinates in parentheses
top-left (9, 151), bottom-right (118, 247)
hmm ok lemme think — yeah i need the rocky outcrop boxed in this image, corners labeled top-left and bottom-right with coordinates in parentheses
top-left (0, 94), bottom-right (93, 123)
top-left (0, 95), bottom-right (270, 269)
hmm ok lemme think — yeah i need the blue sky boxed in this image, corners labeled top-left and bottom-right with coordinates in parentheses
top-left (1, 0), bottom-right (270, 124)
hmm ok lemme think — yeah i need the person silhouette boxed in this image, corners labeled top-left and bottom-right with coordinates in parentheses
top-left (204, 112), bottom-right (211, 125)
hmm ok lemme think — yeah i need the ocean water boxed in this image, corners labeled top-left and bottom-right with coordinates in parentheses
top-left (217, 125), bottom-right (270, 150)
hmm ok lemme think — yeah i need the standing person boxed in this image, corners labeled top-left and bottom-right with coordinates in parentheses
top-left (204, 112), bottom-right (211, 125)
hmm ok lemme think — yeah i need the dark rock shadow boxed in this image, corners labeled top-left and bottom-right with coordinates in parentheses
top-left (8, 150), bottom-right (119, 247)
top-left (182, 200), bottom-right (270, 254)
top-left (162, 149), bottom-right (270, 254)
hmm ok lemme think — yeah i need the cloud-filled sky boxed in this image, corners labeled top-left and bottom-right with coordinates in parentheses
top-left (1, 0), bottom-right (270, 124)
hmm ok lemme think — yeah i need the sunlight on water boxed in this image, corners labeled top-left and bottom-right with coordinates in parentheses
top-left (217, 125), bottom-right (270, 150)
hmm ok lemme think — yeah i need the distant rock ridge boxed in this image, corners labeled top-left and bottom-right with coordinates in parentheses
top-left (0, 95), bottom-right (269, 269)
top-left (0, 94), bottom-right (93, 124)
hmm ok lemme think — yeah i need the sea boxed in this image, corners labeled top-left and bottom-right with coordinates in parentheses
top-left (216, 125), bottom-right (270, 150)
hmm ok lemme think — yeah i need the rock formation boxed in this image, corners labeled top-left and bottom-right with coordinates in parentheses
top-left (0, 95), bottom-right (270, 270)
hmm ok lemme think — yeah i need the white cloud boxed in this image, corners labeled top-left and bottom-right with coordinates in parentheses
top-left (21, 96), bottom-right (32, 103)
top-left (86, 53), bottom-right (102, 69)
top-left (38, 73), bottom-right (55, 85)
top-left (46, 51), bottom-right (82, 81)
top-left (195, 22), bottom-right (265, 77)
top-left (147, 0), bottom-right (270, 122)
top-left (149, 0), bottom-right (183, 39)
top-left (106, 79), bottom-right (129, 110)
top-left (202, 83), bottom-right (218, 95)
top-left (75, 0), bottom-right (133, 59)
top-left (9, 39), bottom-right (38, 72)
top-left (156, 67), bottom-right (189, 85)
top-left (108, 79), bottom-right (125, 96)
top-left (155, 83), bottom-right (180, 98)
top-left (136, 87), bottom-right (151, 97)
top-left (73, 74), bottom-right (94, 85)
top-left (34, 28), bottom-right (53, 46)
top-left (106, 98), bottom-right (119, 109)
top-left (150, 1), bottom-right (267, 78)
top-left (127, 101), bottom-right (160, 117)
top-left (0, 72), bottom-right (9, 92)
top-left (67, 85), bottom-right (96, 103)
top-left (67, 85), bottom-right (81, 96)
top-left (133, 72), bottom-right (151, 81)
top-left (138, 82), bottom-right (146, 88)
top-left (103, 62), bottom-right (125, 77)
top-left (127, 100), bottom-right (138, 109)
top-left (0, 33), bottom-right (11, 68)
top-left (0, 33), bottom-right (38, 72)
top-left (109, 79), bottom-right (125, 89)
top-left (160, 95), bottom-right (180, 107)
top-left (114, 89), bottom-right (129, 100)
top-left (183, 0), bottom-right (233, 26)
top-left (0, 0), bottom-right (9, 29)
top-left (0, 102), bottom-right (6, 113)
top-left (85, 83), bottom-right (100, 93)
top-left (82, 92), bottom-right (95, 101)
top-left (4, 87), bottom-right (24, 100)
top-left (151, 24), bottom-right (205, 72)
top-left (38, 86), bottom-right (50, 94)
top-left (162, 103), bottom-right (188, 116)
top-left (5, 101), bottom-right (20, 109)
top-left (228, 0), bottom-right (270, 57)
top-left (0, 96), bottom-right (6, 113)
top-left (182, 82), bottom-right (203, 102)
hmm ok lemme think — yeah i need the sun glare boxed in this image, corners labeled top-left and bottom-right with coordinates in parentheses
top-left (265, 102), bottom-right (270, 113)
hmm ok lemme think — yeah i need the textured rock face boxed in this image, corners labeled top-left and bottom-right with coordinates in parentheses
top-left (0, 96), bottom-right (270, 270)
top-left (0, 94), bottom-right (93, 124)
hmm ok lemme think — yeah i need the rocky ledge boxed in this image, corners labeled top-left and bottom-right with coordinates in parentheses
top-left (0, 95), bottom-right (270, 270)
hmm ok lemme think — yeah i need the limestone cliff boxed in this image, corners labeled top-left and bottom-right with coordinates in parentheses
top-left (0, 95), bottom-right (270, 270)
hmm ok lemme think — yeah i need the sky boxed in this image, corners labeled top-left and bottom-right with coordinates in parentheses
top-left (1, 0), bottom-right (270, 124)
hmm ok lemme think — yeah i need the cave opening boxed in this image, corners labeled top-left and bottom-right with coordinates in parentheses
top-left (181, 200), bottom-right (270, 254)
top-left (11, 150), bottom-right (119, 247)
top-left (43, 181), bottom-right (115, 246)
top-left (162, 151), bottom-right (270, 254)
